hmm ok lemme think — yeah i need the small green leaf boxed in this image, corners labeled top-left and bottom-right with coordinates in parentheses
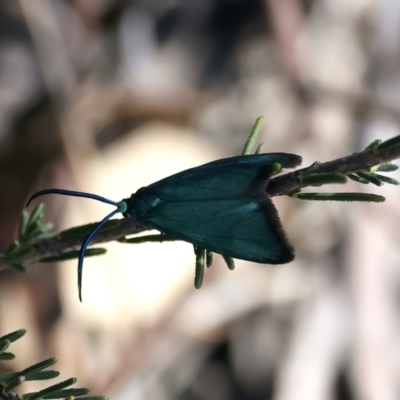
top-left (222, 256), bottom-right (235, 270)
top-left (365, 139), bottom-right (382, 151)
top-left (293, 192), bottom-right (385, 202)
top-left (41, 388), bottom-right (89, 398)
top-left (24, 223), bottom-right (44, 240)
top-left (348, 173), bottom-right (369, 184)
top-left (266, 162), bottom-right (282, 176)
top-left (39, 248), bottom-right (106, 263)
top-left (20, 358), bottom-right (58, 377)
top-left (40, 223), bottom-right (54, 234)
top-left (25, 233), bottom-right (53, 241)
top-left (374, 173), bottom-right (400, 185)
top-left (4, 358), bottom-right (58, 391)
top-left (25, 371), bottom-right (60, 381)
top-left (302, 173), bottom-right (347, 187)
top-left (4, 241), bottom-right (20, 256)
top-left (27, 378), bottom-right (76, 400)
top-left (376, 135), bottom-right (400, 153)
top-left (376, 163), bottom-right (399, 172)
top-left (0, 373), bottom-right (19, 385)
top-left (255, 143), bottom-right (264, 154)
top-left (194, 246), bottom-right (205, 289)
top-left (0, 330), bottom-right (26, 344)
top-left (242, 116), bottom-right (264, 155)
top-left (356, 171), bottom-right (383, 186)
top-left (206, 250), bottom-right (213, 268)
top-left (6, 371), bottom-right (60, 382)
top-left (0, 340), bottom-right (10, 355)
top-left (11, 264), bottom-right (26, 273)
top-left (0, 352), bottom-right (15, 361)
top-left (19, 211), bottom-right (29, 238)
top-left (3, 247), bottom-right (35, 264)
top-left (26, 204), bottom-right (45, 229)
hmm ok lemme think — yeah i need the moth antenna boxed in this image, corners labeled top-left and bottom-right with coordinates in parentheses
top-left (78, 209), bottom-right (120, 302)
top-left (27, 189), bottom-right (118, 207)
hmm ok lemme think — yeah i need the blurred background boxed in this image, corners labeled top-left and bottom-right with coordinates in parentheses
top-left (1, 0), bottom-right (400, 399)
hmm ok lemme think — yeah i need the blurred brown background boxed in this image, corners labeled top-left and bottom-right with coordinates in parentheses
top-left (1, 0), bottom-right (400, 399)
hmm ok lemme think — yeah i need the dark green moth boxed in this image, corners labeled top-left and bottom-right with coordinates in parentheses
top-left (27, 153), bottom-right (302, 301)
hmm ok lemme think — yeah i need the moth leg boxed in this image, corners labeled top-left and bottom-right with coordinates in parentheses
top-left (194, 246), bottom-right (206, 289)
top-left (222, 255), bottom-right (235, 270)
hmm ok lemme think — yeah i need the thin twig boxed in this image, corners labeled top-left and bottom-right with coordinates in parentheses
top-left (0, 138), bottom-right (399, 271)
top-left (267, 143), bottom-right (400, 196)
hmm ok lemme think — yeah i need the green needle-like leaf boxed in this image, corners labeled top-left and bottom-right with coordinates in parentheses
top-left (223, 256), bottom-right (235, 270)
top-left (24, 223), bottom-right (44, 240)
top-left (194, 246), bottom-right (205, 289)
top-left (23, 377), bottom-right (76, 400)
top-left (242, 116), bottom-right (264, 155)
top-left (0, 340), bottom-right (10, 356)
top-left (20, 359), bottom-right (58, 379)
top-left (41, 387), bottom-right (89, 399)
top-left (4, 358), bottom-right (58, 391)
top-left (348, 173), bottom-right (369, 184)
top-left (255, 143), bottom-right (264, 154)
top-left (356, 171), bottom-right (383, 186)
top-left (19, 211), bottom-right (29, 238)
top-left (206, 250), bottom-right (213, 268)
top-left (365, 139), bottom-right (382, 150)
top-left (3, 247), bottom-right (35, 264)
top-left (376, 135), bottom-right (400, 153)
top-left (25, 371), bottom-right (60, 381)
top-left (0, 353), bottom-right (15, 361)
top-left (4, 241), bottom-right (20, 256)
top-left (376, 163), bottom-right (399, 172)
top-left (39, 223), bottom-right (54, 234)
top-left (293, 192), bottom-right (385, 202)
top-left (266, 162), bottom-right (282, 177)
top-left (0, 330), bottom-right (26, 344)
top-left (11, 264), bottom-right (26, 273)
top-left (26, 204), bottom-right (45, 229)
top-left (0, 372), bottom-right (18, 383)
top-left (374, 173), bottom-right (400, 185)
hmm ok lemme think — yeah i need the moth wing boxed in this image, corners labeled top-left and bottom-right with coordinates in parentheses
top-left (144, 197), bottom-right (294, 264)
top-left (144, 153), bottom-right (302, 201)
